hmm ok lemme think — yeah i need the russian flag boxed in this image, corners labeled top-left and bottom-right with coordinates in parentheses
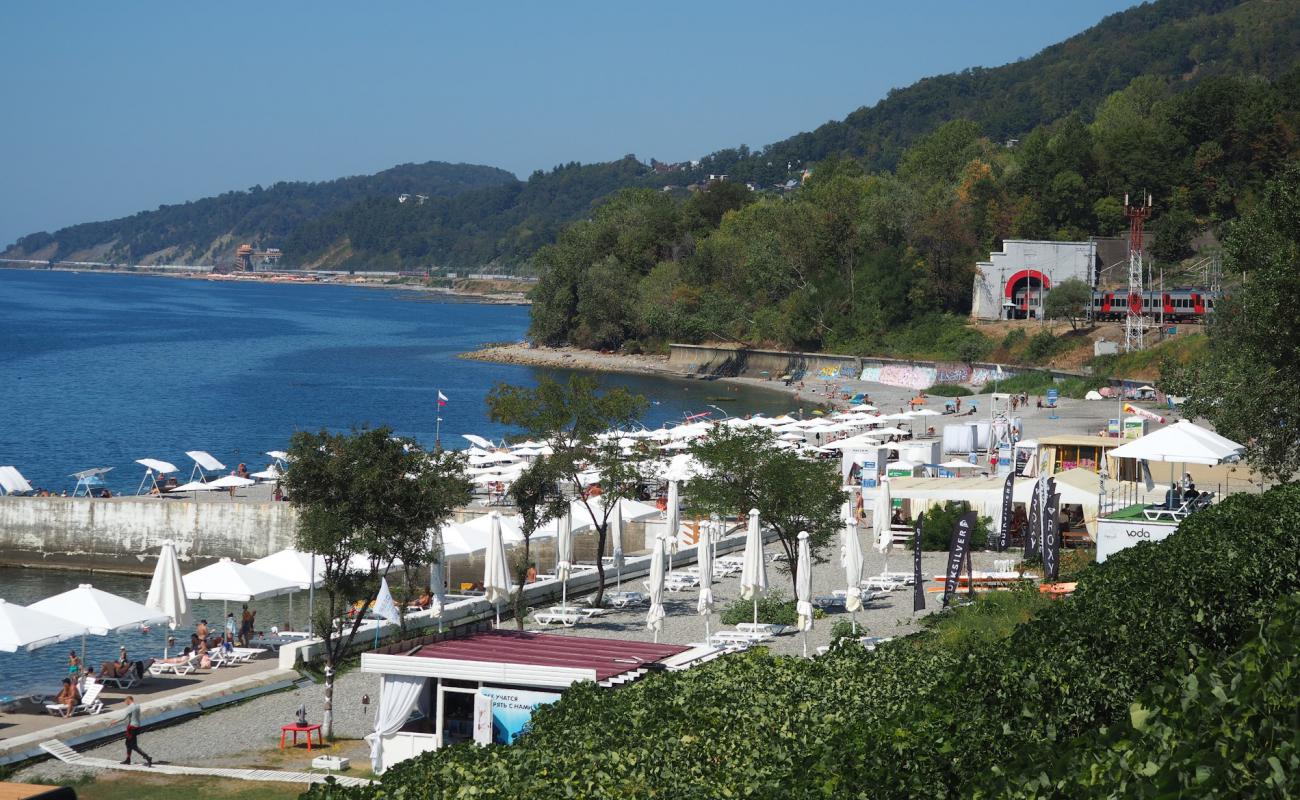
top-left (437, 391), bottom-right (448, 407)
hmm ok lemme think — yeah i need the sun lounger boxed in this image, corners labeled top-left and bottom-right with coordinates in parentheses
top-left (150, 653), bottom-right (198, 676)
top-left (45, 682), bottom-right (104, 717)
top-left (530, 608), bottom-right (582, 627)
top-left (737, 622), bottom-right (793, 636)
top-left (228, 647), bottom-right (268, 663)
top-left (664, 574), bottom-right (700, 592)
top-left (98, 661), bottom-right (152, 690)
top-left (862, 576), bottom-right (904, 592)
top-left (605, 591), bottom-right (645, 608)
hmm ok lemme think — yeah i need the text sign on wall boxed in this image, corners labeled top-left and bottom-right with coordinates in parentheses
top-left (478, 687), bottom-right (562, 745)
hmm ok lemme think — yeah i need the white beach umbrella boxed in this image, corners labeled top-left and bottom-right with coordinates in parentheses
top-left (483, 512), bottom-right (513, 625)
top-left (31, 584), bottom-right (170, 636)
top-left (795, 532), bottom-right (814, 656)
top-left (874, 479), bottom-right (893, 553)
top-left (146, 541), bottom-right (191, 636)
top-left (208, 475), bottom-right (255, 490)
top-left (0, 599), bottom-right (86, 653)
top-left (740, 509), bottom-right (768, 627)
top-left (696, 524), bottom-right (714, 638)
top-left (182, 558), bottom-right (298, 602)
top-left (247, 549), bottom-right (324, 590)
top-left (555, 507), bottom-right (574, 610)
top-left (912, 408), bottom-right (942, 417)
top-left (1107, 419), bottom-right (1243, 466)
top-left (843, 496), bottom-right (864, 617)
top-left (665, 481), bottom-right (681, 557)
top-left (646, 535), bottom-right (666, 642)
top-left (250, 464), bottom-right (282, 480)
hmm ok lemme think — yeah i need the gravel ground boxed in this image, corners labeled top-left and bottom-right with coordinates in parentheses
top-left (13, 669), bottom-right (380, 784)
top-left (521, 530), bottom-right (1006, 657)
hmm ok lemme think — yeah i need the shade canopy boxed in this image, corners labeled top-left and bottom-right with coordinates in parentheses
top-left (0, 466), bottom-right (33, 495)
top-left (30, 584), bottom-right (170, 636)
top-left (186, 450), bottom-right (225, 471)
top-left (146, 541), bottom-right (191, 631)
top-left (0, 599), bottom-right (87, 653)
top-left (247, 549), bottom-right (325, 590)
top-left (1107, 420), bottom-right (1244, 466)
top-left (136, 458), bottom-right (179, 474)
top-left (182, 558), bottom-right (299, 602)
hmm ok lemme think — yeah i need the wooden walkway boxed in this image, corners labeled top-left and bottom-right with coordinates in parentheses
top-left (39, 739), bottom-right (373, 788)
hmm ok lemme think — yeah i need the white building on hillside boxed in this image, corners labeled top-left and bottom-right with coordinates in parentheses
top-left (970, 240), bottom-right (1098, 320)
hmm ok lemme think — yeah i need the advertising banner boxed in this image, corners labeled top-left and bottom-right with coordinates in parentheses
top-left (1043, 492), bottom-right (1061, 580)
top-left (1025, 483), bottom-right (1041, 561)
top-left (942, 512), bottom-right (977, 607)
top-left (477, 687), bottom-right (562, 745)
top-left (997, 472), bottom-right (1014, 552)
top-left (912, 517), bottom-right (925, 612)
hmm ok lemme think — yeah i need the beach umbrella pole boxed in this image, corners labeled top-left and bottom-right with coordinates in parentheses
top-left (752, 598), bottom-right (758, 628)
top-left (308, 553), bottom-right (316, 638)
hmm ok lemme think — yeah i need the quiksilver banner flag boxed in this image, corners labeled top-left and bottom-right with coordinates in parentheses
top-left (912, 517), bottom-right (925, 612)
top-left (1044, 492), bottom-right (1062, 580)
top-left (942, 511), bottom-right (977, 607)
top-left (997, 471), bottom-right (1014, 552)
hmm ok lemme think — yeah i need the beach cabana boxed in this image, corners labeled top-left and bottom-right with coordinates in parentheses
top-left (185, 450), bottom-right (225, 483)
top-left (134, 458), bottom-right (179, 495)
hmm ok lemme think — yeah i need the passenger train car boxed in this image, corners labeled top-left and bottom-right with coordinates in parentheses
top-left (1090, 289), bottom-right (1219, 323)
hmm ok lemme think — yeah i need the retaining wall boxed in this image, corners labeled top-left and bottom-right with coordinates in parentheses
top-left (0, 495), bottom-right (298, 572)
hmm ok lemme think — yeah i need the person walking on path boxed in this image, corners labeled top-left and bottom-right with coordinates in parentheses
top-left (121, 696), bottom-right (152, 766)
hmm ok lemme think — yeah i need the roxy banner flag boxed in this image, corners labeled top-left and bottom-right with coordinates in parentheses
top-left (942, 511), bottom-right (977, 607)
top-left (1025, 481), bottom-right (1041, 561)
top-left (912, 517), bottom-right (925, 612)
top-left (1044, 492), bottom-right (1062, 581)
top-left (997, 471), bottom-right (1014, 552)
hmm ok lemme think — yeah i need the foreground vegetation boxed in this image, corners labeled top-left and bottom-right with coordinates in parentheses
top-left (304, 484), bottom-right (1300, 799)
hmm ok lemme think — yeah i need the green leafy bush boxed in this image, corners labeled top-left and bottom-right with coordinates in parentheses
top-left (926, 383), bottom-right (973, 397)
top-left (911, 500), bottom-right (991, 550)
top-left (305, 486), bottom-right (1300, 800)
top-left (719, 592), bottom-right (797, 626)
top-left (1000, 328), bottom-right (1028, 350)
top-left (1025, 331), bottom-right (1068, 362)
top-left (994, 369), bottom-right (1057, 394)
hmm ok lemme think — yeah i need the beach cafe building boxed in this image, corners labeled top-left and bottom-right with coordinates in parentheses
top-left (360, 630), bottom-right (692, 772)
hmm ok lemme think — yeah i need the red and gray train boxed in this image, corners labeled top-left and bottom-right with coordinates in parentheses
top-left (1090, 288), bottom-right (1219, 323)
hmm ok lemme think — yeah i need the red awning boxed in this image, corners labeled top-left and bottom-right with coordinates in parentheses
top-left (412, 630), bottom-right (689, 682)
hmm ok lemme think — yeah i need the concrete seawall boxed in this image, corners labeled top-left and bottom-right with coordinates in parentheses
top-left (0, 495), bottom-right (298, 573)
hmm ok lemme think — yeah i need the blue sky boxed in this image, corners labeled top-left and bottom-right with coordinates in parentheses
top-left (0, 1), bottom-right (1136, 247)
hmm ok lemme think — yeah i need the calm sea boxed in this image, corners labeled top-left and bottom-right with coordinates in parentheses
top-left (0, 268), bottom-right (793, 695)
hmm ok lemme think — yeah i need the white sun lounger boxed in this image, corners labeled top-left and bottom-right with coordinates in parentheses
top-left (44, 681), bottom-right (104, 717)
top-left (149, 654), bottom-right (198, 676)
top-left (605, 591), bottom-right (645, 608)
top-left (97, 663), bottom-right (150, 690)
top-left (530, 608), bottom-right (582, 627)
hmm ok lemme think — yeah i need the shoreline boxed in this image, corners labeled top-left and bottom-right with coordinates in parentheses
top-left (461, 342), bottom-right (846, 410)
top-left (0, 263), bottom-right (530, 305)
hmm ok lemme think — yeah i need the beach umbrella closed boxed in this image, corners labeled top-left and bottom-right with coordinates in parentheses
top-left (795, 532), bottom-right (814, 656)
top-left (483, 512), bottom-right (513, 626)
top-left (609, 505), bottom-right (625, 590)
top-left (646, 536), bottom-right (666, 642)
top-left (873, 480), bottom-right (893, 574)
top-left (0, 600), bottom-right (86, 653)
top-left (555, 507), bottom-right (574, 611)
top-left (665, 481), bottom-right (681, 554)
top-left (696, 524), bottom-right (714, 639)
top-left (740, 509), bottom-right (768, 627)
top-left (843, 500), bottom-right (865, 617)
top-left (145, 541), bottom-right (191, 647)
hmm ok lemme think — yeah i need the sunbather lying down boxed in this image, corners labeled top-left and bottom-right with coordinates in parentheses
top-left (157, 648), bottom-right (194, 665)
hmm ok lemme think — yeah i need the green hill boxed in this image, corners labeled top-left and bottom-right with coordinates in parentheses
top-left (6, 0), bottom-right (1297, 272)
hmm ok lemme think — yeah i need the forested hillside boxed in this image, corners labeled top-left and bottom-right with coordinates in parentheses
top-left (6, 0), bottom-right (1297, 274)
top-left (529, 68), bottom-right (1300, 356)
top-left (3, 161), bottom-right (515, 266)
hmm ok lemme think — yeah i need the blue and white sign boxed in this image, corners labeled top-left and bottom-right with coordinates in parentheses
top-left (478, 687), bottom-right (562, 745)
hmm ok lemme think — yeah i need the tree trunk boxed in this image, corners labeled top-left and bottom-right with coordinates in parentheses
top-left (323, 662), bottom-right (335, 739)
top-left (592, 525), bottom-right (607, 607)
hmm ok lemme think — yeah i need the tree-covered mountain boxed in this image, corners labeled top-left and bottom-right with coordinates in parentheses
top-left (6, 0), bottom-right (1297, 272)
top-left (3, 161), bottom-right (516, 266)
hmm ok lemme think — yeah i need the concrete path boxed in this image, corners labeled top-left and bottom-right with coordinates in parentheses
top-left (39, 738), bottom-right (373, 788)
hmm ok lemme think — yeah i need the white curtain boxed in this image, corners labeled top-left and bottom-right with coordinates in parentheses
top-left (366, 675), bottom-right (429, 773)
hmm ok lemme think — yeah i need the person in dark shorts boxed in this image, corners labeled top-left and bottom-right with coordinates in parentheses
top-left (121, 696), bottom-right (152, 766)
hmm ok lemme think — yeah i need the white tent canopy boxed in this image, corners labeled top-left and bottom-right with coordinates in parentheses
top-left (1107, 420), bottom-right (1244, 466)
top-left (182, 558), bottom-right (298, 602)
top-left (30, 584), bottom-right (170, 636)
top-left (0, 599), bottom-right (87, 653)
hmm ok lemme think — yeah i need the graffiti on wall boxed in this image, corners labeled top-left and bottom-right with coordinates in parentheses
top-left (934, 363), bottom-right (972, 384)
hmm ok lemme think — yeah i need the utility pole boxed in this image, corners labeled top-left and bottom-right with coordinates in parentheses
top-left (1123, 193), bottom-right (1152, 353)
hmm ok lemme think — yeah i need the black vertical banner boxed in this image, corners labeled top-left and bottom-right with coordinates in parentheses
top-left (942, 512), bottom-right (977, 607)
top-left (1025, 483), bottom-right (1041, 561)
top-left (1043, 492), bottom-right (1062, 580)
top-left (912, 517), bottom-right (925, 612)
top-left (997, 472), bottom-right (1014, 552)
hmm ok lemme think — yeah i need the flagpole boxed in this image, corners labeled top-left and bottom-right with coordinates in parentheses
top-left (435, 388), bottom-right (443, 452)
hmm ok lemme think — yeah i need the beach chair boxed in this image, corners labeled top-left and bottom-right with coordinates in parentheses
top-left (149, 653), bottom-right (198, 676)
top-left (98, 661), bottom-right (151, 690)
top-left (229, 647), bottom-right (268, 662)
top-left (44, 681), bottom-right (104, 717)
top-left (530, 607), bottom-right (582, 627)
top-left (862, 576), bottom-right (904, 592)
